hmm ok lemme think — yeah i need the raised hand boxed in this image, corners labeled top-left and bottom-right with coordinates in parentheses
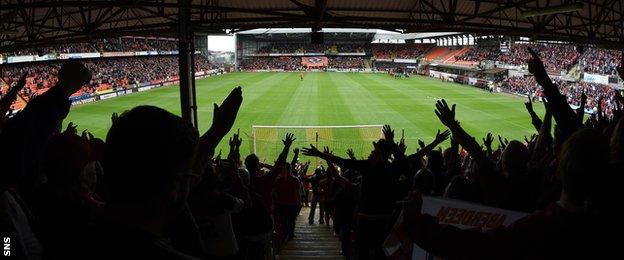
top-left (483, 133), bottom-right (493, 150)
top-left (524, 94), bottom-right (534, 113)
top-left (322, 146), bottom-right (333, 155)
top-left (211, 86), bottom-right (243, 136)
top-left (229, 129), bottom-right (242, 149)
top-left (302, 144), bottom-right (322, 157)
top-left (524, 134), bottom-right (537, 144)
top-left (498, 135), bottom-right (509, 149)
top-left (282, 133), bottom-right (296, 148)
top-left (417, 139), bottom-right (426, 150)
top-left (346, 148), bottom-right (356, 159)
top-left (111, 112), bottom-right (119, 124)
top-left (527, 48), bottom-right (549, 85)
top-left (57, 61), bottom-right (92, 96)
top-left (293, 147), bottom-right (300, 155)
top-left (382, 124), bottom-right (395, 143)
top-left (398, 136), bottom-right (407, 153)
top-left (434, 99), bottom-right (457, 127)
top-left (65, 122), bottom-right (78, 135)
top-left (434, 129), bottom-right (451, 143)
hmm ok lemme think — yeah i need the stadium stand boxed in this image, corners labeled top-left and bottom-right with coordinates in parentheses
top-left (1, 48), bottom-right (621, 260)
top-left (3, 0), bottom-right (624, 258)
top-left (231, 39), bottom-right (622, 116)
top-left (1, 55), bottom-right (216, 110)
top-left (0, 37), bottom-right (178, 56)
top-left (371, 43), bottom-right (431, 59)
top-left (497, 76), bottom-right (618, 116)
top-left (578, 48), bottom-right (623, 76)
top-left (239, 57), bottom-right (301, 71)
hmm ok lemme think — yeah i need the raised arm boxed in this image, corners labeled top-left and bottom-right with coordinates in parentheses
top-left (434, 99), bottom-right (487, 164)
top-left (407, 129), bottom-right (450, 161)
top-left (290, 147), bottom-right (300, 170)
top-left (383, 124), bottom-right (413, 176)
top-left (446, 136), bottom-right (461, 177)
top-left (0, 75), bottom-right (26, 128)
top-left (321, 146), bottom-right (340, 177)
top-left (524, 94), bottom-right (542, 131)
top-left (482, 133), bottom-right (494, 159)
top-left (195, 87), bottom-right (242, 174)
top-left (274, 133), bottom-right (295, 177)
top-left (302, 144), bottom-right (367, 172)
top-left (528, 48), bottom-right (580, 139)
top-left (226, 129), bottom-right (242, 165)
top-left (529, 106), bottom-right (553, 170)
top-left (0, 61), bottom-right (91, 195)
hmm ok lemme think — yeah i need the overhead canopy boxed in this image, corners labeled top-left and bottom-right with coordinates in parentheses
top-left (1, 0), bottom-right (623, 50)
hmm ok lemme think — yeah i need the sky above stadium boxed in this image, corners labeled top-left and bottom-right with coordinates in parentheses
top-left (208, 35), bottom-right (235, 52)
top-left (206, 29), bottom-right (460, 52)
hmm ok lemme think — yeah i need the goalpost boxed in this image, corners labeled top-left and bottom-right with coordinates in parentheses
top-left (251, 125), bottom-right (384, 167)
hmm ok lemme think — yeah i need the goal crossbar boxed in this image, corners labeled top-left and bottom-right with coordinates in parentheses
top-left (251, 125), bottom-right (384, 159)
top-left (252, 124), bottom-right (384, 129)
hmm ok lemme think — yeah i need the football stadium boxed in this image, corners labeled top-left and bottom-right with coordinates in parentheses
top-left (1, 1), bottom-right (622, 260)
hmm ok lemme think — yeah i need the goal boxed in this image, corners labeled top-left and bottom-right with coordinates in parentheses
top-left (251, 125), bottom-right (384, 167)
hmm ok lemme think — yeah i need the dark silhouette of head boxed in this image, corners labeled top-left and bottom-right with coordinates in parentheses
top-left (244, 154), bottom-right (260, 175)
top-left (557, 128), bottom-right (609, 211)
top-left (501, 140), bottom-right (529, 178)
top-left (103, 106), bottom-right (198, 217)
top-left (314, 165), bottom-right (325, 176)
top-left (42, 131), bottom-right (92, 191)
top-left (426, 150), bottom-right (444, 174)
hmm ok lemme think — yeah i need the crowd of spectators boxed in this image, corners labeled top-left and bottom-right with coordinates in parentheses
top-left (497, 43), bottom-right (579, 72)
top-left (247, 42), bottom-right (623, 78)
top-left (1, 49), bottom-right (621, 260)
top-left (448, 43), bottom-right (622, 77)
top-left (256, 43), bottom-right (368, 55)
top-left (455, 46), bottom-right (500, 62)
top-left (448, 43), bottom-right (583, 73)
top-left (257, 44), bottom-right (307, 54)
top-left (328, 57), bottom-right (365, 69)
top-left (578, 48), bottom-right (623, 76)
top-left (239, 57), bottom-right (367, 70)
top-left (371, 43), bottom-right (431, 59)
top-left (1, 55), bottom-right (215, 108)
top-left (497, 75), bottom-right (619, 116)
top-left (239, 57), bottom-right (301, 71)
top-left (0, 37), bottom-right (178, 57)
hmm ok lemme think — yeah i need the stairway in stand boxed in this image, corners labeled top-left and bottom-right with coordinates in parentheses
top-left (277, 207), bottom-right (344, 260)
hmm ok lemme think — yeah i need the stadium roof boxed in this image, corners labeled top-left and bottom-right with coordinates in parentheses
top-left (1, 0), bottom-right (623, 50)
top-left (237, 28), bottom-right (383, 34)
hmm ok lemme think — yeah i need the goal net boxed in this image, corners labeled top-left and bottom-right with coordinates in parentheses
top-left (251, 125), bottom-right (384, 169)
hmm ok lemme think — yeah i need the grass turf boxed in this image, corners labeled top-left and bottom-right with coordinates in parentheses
top-left (64, 72), bottom-right (544, 162)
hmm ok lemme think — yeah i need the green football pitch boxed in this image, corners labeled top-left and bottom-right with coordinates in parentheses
top-left (64, 72), bottom-right (544, 162)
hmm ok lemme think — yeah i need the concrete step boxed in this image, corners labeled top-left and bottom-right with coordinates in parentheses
top-left (278, 207), bottom-right (344, 260)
